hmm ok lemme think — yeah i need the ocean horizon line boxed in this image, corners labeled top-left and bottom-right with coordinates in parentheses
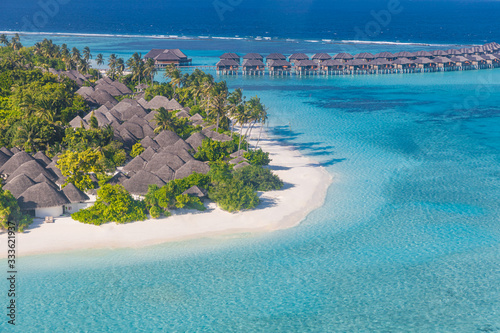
top-left (0, 30), bottom-right (473, 48)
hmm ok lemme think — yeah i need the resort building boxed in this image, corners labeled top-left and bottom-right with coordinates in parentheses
top-left (144, 49), bottom-right (192, 67)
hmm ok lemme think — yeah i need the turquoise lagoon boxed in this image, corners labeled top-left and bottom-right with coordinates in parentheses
top-left (1, 37), bottom-right (499, 332)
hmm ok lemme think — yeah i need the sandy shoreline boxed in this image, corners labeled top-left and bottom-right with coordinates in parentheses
top-left (1, 131), bottom-right (333, 258)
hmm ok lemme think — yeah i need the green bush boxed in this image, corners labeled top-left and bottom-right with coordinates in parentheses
top-left (244, 149), bottom-right (271, 166)
top-left (72, 184), bottom-right (147, 225)
top-left (209, 180), bottom-right (259, 212)
top-left (130, 142), bottom-right (145, 158)
top-left (149, 206), bottom-right (161, 219)
top-left (0, 185), bottom-right (32, 232)
top-left (233, 165), bottom-right (283, 191)
top-left (194, 137), bottom-right (238, 162)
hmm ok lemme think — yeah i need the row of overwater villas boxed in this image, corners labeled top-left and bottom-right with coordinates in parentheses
top-left (216, 42), bottom-right (500, 75)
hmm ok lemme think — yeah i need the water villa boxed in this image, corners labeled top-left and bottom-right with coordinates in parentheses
top-left (215, 42), bottom-right (500, 76)
top-left (144, 49), bottom-right (192, 67)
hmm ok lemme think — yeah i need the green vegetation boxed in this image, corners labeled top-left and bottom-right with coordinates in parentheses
top-left (209, 180), bottom-right (259, 212)
top-left (194, 137), bottom-right (240, 162)
top-left (151, 107), bottom-right (201, 139)
top-left (130, 142), bottom-right (145, 158)
top-left (72, 184), bottom-right (147, 225)
top-left (244, 149), bottom-right (271, 166)
top-left (0, 185), bottom-right (32, 232)
top-left (233, 165), bottom-right (283, 191)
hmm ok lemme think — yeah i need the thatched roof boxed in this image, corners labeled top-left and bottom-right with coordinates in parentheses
top-left (392, 58), bottom-right (413, 65)
top-left (174, 160), bottom-right (210, 179)
top-left (90, 89), bottom-right (118, 106)
top-left (119, 122), bottom-right (145, 140)
top-left (176, 110), bottom-right (190, 118)
top-left (84, 110), bottom-right (110, 126)
top-left (119, 105), bottom-right (148, 121)
top-left (0, 147), bottom-right (13, 157)
top-left (182, 185), bottom-right (208, 198)
top-left (161, 146), bottom-right (194, 163)
top-left (69, 116), bottom-right (88, 129)
top-left (109, 109), bottom-right (123, 122)
top-left (186, 132), bottom-right (206, 151)
top-left (220, 52), bottom-right (240, 60)
top-left (117, 128), bottom-right (138, 147)
top-left (140, 136), bottom-right (160, 149)
top-left (374, 52), bottom-right (394, 58)
top-left (62, 183), bottom-right (90, 203)
top-left (145, 152), bottom-right (185, 171)
top-left (312, 53), bottom-right (332, 60)
top-left (289, 53), bottom-right (309, 61)
top-left (147, 96), bottom-right (170, 110)
top-left (321, 59), bottom-right (345, 67)
top-left (3, 174), bottom-right (36, 198)
top-left (233, 161), bottom-right (251, 170)
top-left (295, 60), bottom-right (316, 67)
top-left (243, 53), bottom-right (263, 60)
top-left (33, 173), bottom-right (58, 189)
top-left (139, 147), bottom-right (156, 161)
top-left (141, 123), bottom-right (156, 138)
top-left (229, 156), bottom-right (247, 165)
top-left (123, 155), bottom-right (146, 173)
top-left (104, 101), bottom-right (116, 109)
top-left (10, 147), bottom-right (21, 154)
top-left (413, 50), bottom-right (433, 57)
top-left (432, 50), bottom-right (448, 56)
top-left (18, 182), bottom-right (70, 209)
top-left (268, 59), bottom-right (291, 67)
top-left (8, 160), bottom-right (56, 182)
top-left (153, 165), bottom-right (175, 182)
top-left (138, 98), bottom-right (149, 108)
top-left (216, 59), bottom-right (239, 67)
top-left (144, 110), bottom-right (158, 122)
top-left (33, 151), bottom-right (51, 166)
top-left (46, 161), bottom-right (64, 179)
top-left (154, 130), bottom-right (181, 147)
top-left (266, 53), bottom-right (286, 60)
top-left (189, 113), bottom-right (204, 122)
top-left (107, 172), bottom-right (129, 185)
top-left (96, 105), bottom-right (110, 113)
top-left (111, 80), bottom-right (133, 95)
top-left (96, 83), bottom-right (123, 96)
top-left (105, 111), bottom-right (121, 124)
top-left (230, 149), bottom-right (247, 158)
top-left (394, 51), bottom-right (414, 58)
top-left (0, 152), bottom-right (35, 174)
top-left (242, 59), bottom-right (265, 67)
top-left (122, 170), bottom-right (166, 196)
top-left (413, 57), bottom-right (435, 64)
top-left (167, 99), bottom-right (183, 111)
top-left (0, 151), bottom-right (10, 168)
top-left (334, 53), bottom-right (354, 60)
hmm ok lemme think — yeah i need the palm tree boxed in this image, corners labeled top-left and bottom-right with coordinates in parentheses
top-left (107, 54), bottom-right (117, 80)
top-left (116, 58), bottom-right (125, 78)
top-left (126, 52), bottom-right (143, 83)
top-left (206, 85), bottom-right (228, 131)
top-left (152, 107), bottom-right (176, 133)
top-left (143, 58), bottom-right (157, 84)
top-left (10, 34), bottom-right (22, 51)
top-left (255, 107), bottom-right (268, 149)
top-left (96, 53), bottom-right (104, 79)
top-left (82, 46), bottom-right (92, 73)
top-left (227, 88), bottom-right (243, 135)
top-left (164, 64), bottom-right (181, 95)
top-left (0, 34), bottom-right (8, 46)
top-left (71, 47), bottom-right (81, 70)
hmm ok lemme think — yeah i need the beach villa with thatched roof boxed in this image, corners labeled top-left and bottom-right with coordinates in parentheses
top-left (144, 49), bottom-right (192, 67)
top-left (17, 182), bottom-right (70, 218)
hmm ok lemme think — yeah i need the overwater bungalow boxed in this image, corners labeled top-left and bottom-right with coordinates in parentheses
top-left (268, 60), bottom-right (292, 75)
top-left (288, 53), bottom-right (309, 64)
top-left (320, 59), bottom-right (345, 75)
top-left (433, 56), bottom-right (454, 71)
top-left (446, 49), bottom-right (461, 56)
top-left (414, 50), bottom-right (433, 58)
top-left (346, 59), bottom-right (370, 72)
top-left (144, 49), bottom-right (192, 67)
top-left (432, 50), bottom-right (448, 57)
top-left (394, 51), bottom-right (415, 59)
top-left (311, 53), bottom-right (332, 64)
top-left (355, 52), bottom-right (375, 61)
top-left (374, 52), bottom-right (395, 60)
top-left (392, 58), bottom-right (415, 73)
top-left (334, 53), bottom-right (354, 61)
top-left (294, 60), bottom-right (318, 75)
top-left (242, 59), bottom-right (266, 75)
top-left (369, 58), bottom-right (393, 74)
top-left (216, 59), bottom-right (239, 75)
top-left (413, 57), bottom-right (436, 72)
top-left (266, 53), bottom-right (286, 65)
top-left (219, 52), bottom-right (241, 64)
top-left (243, 53), bottom-right (263, 61)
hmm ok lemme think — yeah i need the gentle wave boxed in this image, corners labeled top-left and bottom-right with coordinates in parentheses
top-left (0, 30), bottom-right (477, 47)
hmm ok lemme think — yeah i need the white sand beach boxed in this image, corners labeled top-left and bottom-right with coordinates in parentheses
top-left (1, 132), bottom-right (333, 258)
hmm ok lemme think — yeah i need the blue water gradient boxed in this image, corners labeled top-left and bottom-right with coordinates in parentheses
top-left (0, 36), bottom-right (499, 332)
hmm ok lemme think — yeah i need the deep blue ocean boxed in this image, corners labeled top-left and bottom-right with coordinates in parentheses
top-left (1, 1), bottom-right (500, 332)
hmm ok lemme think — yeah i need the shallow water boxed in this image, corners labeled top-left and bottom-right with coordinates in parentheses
top-left (1, 37), bottom-right (500, 332)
